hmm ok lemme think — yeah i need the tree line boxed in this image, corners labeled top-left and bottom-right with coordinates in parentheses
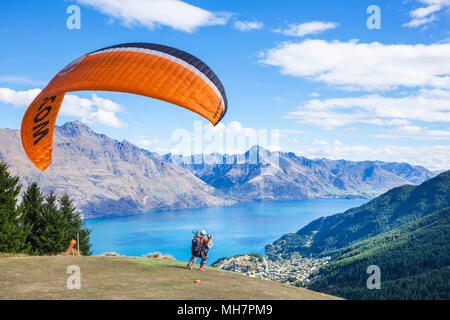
top-left (0, 161), bottom-right (91, 255)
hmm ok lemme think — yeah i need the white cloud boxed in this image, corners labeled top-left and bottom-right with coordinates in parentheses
top-left (296, 143), bottom-right (450, 171)
top-left (135, 139), bottom-right (168, 148)
top-left (274, 96), bottom-right (289, 104)
top-left (0, 88), bottom-right (41, 107)
top-left (404, 0), bottom-right (450, 28)
top-left (154, 121), bottom-right (280, 155)
top-left (61, 94), bottom-right (128, 128)
top-left (0, 75), bottom-right (45, 86)
top-left (312, 139), bottom-right (328, 145)
top-left (199, 121), bottom-right (261, 154)
top-left (0, 87), bottom-right (127, 128)
top-left (286, 89), bottom-right (450, 129)
top-left (76, 0), bottom-right (229, 32)
top-left (274, 21), bottom-right (338, 37)
top-left (233, 20), bottom-right (263, 32)
top-left (260, 39), bottom-right (450, 91)
top-left (134, 135), bottom-right (171, 148)
top-left (385, 119), bottom-right (411, 126)
top-left (372, 125), bottom-right (450, 141)
top-left (398, 125), bottom-right (423, 133)
top-left (404, 14), bottom-right (437, 28)
top-left (206, 120), bottom-right (259, 138)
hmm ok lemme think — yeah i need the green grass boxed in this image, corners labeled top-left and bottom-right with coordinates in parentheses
top-left (0, 256), bottom-right (339, 300)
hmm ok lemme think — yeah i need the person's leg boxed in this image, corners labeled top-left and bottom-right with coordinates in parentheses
top-left (199, 248), bottom-right (208, 270)
top-left (188, 249), bottom-right (200, 268)
top-left (187, 255), bottom-right (194, 268)
top-left (200, 257), bottom-right (207, 270)
top-left (190, 257), bottom-right (197, 269)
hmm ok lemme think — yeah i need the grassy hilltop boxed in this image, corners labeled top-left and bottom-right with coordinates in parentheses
top-left (0, 256), bottom-right (338, 300)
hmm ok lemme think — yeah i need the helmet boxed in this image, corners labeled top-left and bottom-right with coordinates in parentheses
top-left (200, 230), bottom-right (206, 235)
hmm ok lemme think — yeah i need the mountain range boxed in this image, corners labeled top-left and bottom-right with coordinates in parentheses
top-left (0, 121), bottom-right (436, 218)
top-left (0, 122), bottom-right (231, 218)
top-left (165, 147), bottom-right (434, 201)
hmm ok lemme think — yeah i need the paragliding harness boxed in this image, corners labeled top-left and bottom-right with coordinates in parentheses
top-left (191, 232), bottom-right (203, 257)
top-left (200, 240), bottom-right (210, 260)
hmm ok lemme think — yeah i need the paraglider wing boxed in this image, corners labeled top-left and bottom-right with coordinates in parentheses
top-left (21, 43), bottom-right (228, 171)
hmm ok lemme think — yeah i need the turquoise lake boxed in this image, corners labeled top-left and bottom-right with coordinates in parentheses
top-left (85, 199), bottom-right (367, 265)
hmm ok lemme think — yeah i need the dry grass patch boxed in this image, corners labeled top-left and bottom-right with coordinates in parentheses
top-left (145, 252), bottom-right (175, 260)
top-left (0, 252), bottom-right (30, 258)
top-left (102, 252), bottom-right (120, 257)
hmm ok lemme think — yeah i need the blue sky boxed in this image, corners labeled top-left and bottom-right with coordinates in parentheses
top-left (0, 0), bottom-right (449, 170)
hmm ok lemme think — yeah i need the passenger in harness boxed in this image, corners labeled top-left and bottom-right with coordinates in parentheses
top-left (199, 234), bottom-right (213, 271)
top-left (186, 229), bottom-right (206, 270)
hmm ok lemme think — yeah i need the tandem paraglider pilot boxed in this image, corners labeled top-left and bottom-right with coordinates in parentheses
top-left (187, 230), bottom-right (213, 271)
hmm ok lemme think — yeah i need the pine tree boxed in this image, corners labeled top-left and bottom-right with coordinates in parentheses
top-left (0, 161), bottom-right (30, 253)
top-left (0, 160), bottom-right (92, 255)
top-left (59, 193), bottom-right (92, 255)
top-left (22, 182), bottom-right (45, 255)
top-left (40, 192), bottom-right (66, 254)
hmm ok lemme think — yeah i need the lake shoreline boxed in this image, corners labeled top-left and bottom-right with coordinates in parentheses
top-left (82, 196), bottom-right (373, 220)
top-left (85, 198), bottom-right (368, 265)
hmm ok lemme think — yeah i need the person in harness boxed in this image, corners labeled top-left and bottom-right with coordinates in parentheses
top-left (186, 229), bottom-right (206, 270)
top-left (199, 234), bottom-right (213, 271)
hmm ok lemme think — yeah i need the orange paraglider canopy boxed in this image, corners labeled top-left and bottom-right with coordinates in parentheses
top-left (21, 43), bottom-right (228, 171)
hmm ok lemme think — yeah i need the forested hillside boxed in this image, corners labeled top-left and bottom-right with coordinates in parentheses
top-left (266, 171), bottom-right (450, 258)
top-left (308, 207), bottom-right (450, 299)
top-left (265, 171), bottom-right (450, 299)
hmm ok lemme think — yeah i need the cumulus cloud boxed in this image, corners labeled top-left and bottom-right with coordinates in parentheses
top-left (260, 39), bottom-right (450, 91)
top-left (233, 20), bottom-right (263, 31)
top-left (0, 87), bottom-right (127, 128)
top-left (76, 0), bottom-right (229, 32)
top-left (296, 142), bottom-right (450, 171)
top-left (159, 121), bottom-right (280, 155)
top-left (274, 21), bottom-right (338, 37)
top-left (285, 89), bottom-right (450, 129)
top-left (62, 94), bottom-right (128, 128)
top-left (404, 0), bottom-right (450, 28)
top-left (0, 88), bottom-right (41, 107)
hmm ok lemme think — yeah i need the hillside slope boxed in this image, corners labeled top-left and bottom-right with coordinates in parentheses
top-left (166, 146), bottom-right (434, 201)
top-left (266, 171), bottom-right (450, 257)
top-left (0, 122), bottom-right (232, 218)
top-left (309, 207), bottom-right (450, 299)
top-left (0, 256), bottom-right (338, 300)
